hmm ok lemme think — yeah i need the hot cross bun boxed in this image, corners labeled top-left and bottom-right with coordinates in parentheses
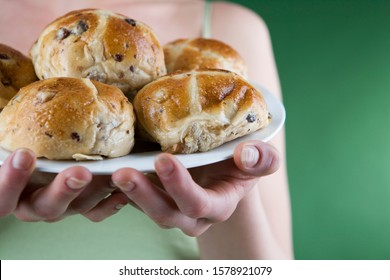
top-left (30, 9), bottom-right (166, 98)
top-left (133, 69), bottom-right (268, 153)
top-left (0, 77), bottom-right (135, 160)
top-left (0, 43), bottom-right (38, 110)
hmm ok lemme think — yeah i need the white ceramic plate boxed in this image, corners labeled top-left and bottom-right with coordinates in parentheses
top-left (0, 84), bottom-right (285, 174)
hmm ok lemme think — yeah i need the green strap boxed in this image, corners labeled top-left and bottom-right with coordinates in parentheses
top-left (202, 0), bottom-right (212, 38)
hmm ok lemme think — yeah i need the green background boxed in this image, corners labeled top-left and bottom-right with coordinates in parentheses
top-left (230, 0), bottom-right (390, 259)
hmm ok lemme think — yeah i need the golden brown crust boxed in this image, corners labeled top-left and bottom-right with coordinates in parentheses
top-left (133, 69), bottom-right (268, 153)
top-left (164, 38), bottom-right (248, 78)
top-left (0, 77), bottom-right (135, 160)
top-left (0, 43), bottom-right (38, 109)
top-left (30, 9), bottom-right (166, 97)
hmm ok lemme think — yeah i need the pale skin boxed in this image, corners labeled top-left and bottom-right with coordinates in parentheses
top-left (0, 0), bottom-right (293, 259)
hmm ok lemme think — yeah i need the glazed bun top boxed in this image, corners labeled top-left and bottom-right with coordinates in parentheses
top-left (0, 77), bottom-right (135, 160)
top-left (30, 9), bottom-right (167, 97)
top-left (163, 38), bottom-right (248, 78)
top-left (0, 43), bottom-right (38, 109)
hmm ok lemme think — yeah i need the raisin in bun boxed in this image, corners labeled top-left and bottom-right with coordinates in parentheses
top-left (133, 69), bottom-right (268, 153)
top-left (0, 43), bottom-right (38, 110)
top-left (163, 38), bottom-right (248, 78)
top-left (30, 9), bottom-right (166, 98)
top-left (0, 77), bottom-right (135, 160)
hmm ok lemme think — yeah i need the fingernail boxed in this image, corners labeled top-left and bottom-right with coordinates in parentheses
top-left (241, 145), bottom-right (259, 168)
top-left (112, 181), bottom-right (135, 192)
top-left (115, 204), bottom-right (126, 210)
top-left (12, 149), bottom-right (34, 170)
top-left (155, 154), bottom-right (174, 177)
top-left (66, 177), bottom-right (88, 190)
top-left (109, 180), bottom-right (118, 188)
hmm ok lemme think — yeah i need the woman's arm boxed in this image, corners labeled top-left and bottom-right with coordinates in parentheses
top-left (197, 1), bottom-right (293, 259)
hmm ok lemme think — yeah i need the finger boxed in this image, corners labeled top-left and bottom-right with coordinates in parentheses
top-left (112, 168), bottom-right (202, 234)
top-left (82, 192), bottom-right (130, 222)
top-left (233, 140), bottom-right (280, 176)
top-left (154, 153), bottom-right (215, 220)
top-left (155, 154), bottom-right (245, 224)
top-left (112, 167), bottom-right (177, 223)
top-left (15, 166), bottom-right (92, 221)
top-left (0, 149), bottom-right (35, 217)
top-left (25, 171), bottom-right (58, 195)
top-left (68, 174), bottom-right (116, 214)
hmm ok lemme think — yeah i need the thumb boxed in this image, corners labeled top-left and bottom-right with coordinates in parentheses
top-left (233, 140), bottom-right (280, 177)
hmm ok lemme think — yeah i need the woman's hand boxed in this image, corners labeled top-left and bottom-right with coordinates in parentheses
top-left (111, 140), bottom-right (279, 236)
top-left (0, 148), bottom-right (129, 222)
